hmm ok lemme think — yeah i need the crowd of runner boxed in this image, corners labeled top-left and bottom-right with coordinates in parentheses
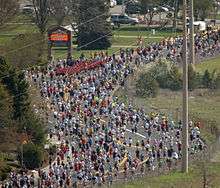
top-left (2, 29), bottom-right (220, 188)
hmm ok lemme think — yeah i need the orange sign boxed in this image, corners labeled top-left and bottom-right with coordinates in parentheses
top-left (50, 33), bottom-right (69, 41)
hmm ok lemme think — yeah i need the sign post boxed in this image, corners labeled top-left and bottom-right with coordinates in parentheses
top-left (48, 26), bottom-right (72, 61)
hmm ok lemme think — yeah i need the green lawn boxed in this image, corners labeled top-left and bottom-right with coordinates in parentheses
top-left (52, 47), bottom-right (121, 59)
top-left (112, 36), bottom-right (162, 47)
top-left (109, 162), bottom-right (220, 188)
top-left (197, 56), bottom-right (220, 73)
top-left (112, 58), bottom-right (220, 188)
top-left (0, 36), bottom-right (13, 45)
top-left (113, 26), bottom-right (182, 37)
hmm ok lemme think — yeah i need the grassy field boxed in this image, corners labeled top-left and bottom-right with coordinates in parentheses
top-left (112, 57), bottom-right (220, 188)
top-left (108, 162), bottom-right (220, 188)
top-left (0, 17), bottom-right (178, 58)
top-left (116, 57), bottom-right (220, 143)
top-left (52, 47), bottom-right (121, 59)
top-left (196, 56), bottom-right (220, 73)
top-left (113, 26), bottom-right (182, 37)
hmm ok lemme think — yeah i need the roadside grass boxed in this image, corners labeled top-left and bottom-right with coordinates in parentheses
top-left (52, 47), bottom-right (121, 59)
top-left (0, 24), bottom-right (37, 36)
top-left (113, 26), bottom-right (182, 37)
top-left (109, 162), bottom-right (220, 188)
top-left (0, 36), bottom-right (13, 45)
top-left (112, 36), bottom-right (162, 46)
top-left (112, 59), bottom-right (220, 188)
top-left (196, 56), bottom-right (220, 73)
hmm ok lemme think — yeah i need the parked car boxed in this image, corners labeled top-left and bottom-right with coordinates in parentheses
top-left (111, 14), bottom-right (139, 25)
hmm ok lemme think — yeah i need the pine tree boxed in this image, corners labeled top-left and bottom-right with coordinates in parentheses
top-left (188, 64), bottom-right (197, 91)
top-left (0, 84), bottom-right (13, 128)
top-left (168, 65), bottom-right (182, 91)
top-left (13, 72), bottom-right (30, 120)
top-left (202, 69), bottom-right (212, 88)
top-left (0, 57), bottom-right (29, 120)
top-left (77, 0), bottom-right (111, 50)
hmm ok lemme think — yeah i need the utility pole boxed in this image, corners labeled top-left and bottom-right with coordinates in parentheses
top-left (189, 0), bottom-right (195, 64)
top-left (182, 0), bottom-right (189, 173)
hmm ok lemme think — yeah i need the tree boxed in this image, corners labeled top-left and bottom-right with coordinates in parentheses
top-left (0, 57), bottom-right (29, 120)
top-left (168, 64), bottom-right (182, 91)
top-left (0, 84), bottom-right (13, 128)
top-left (214, 73), bottom-right (220, 89)
top-left (32, 0), bottom-right (50, 34)
top-left (77, 0), bottom-right (111, 50)
top-left (0, 0), bottom-right (19, 26)
top-left (22, 143), bottom-right (43, 169)
top-left (139, 0), bottom-right (160, 25)
top-left (194, 0), bottom-right (214, 20)
top-left (49, 0), bottom-right (70, 26)
top-left (23, 113), bottom-right (45, 146)
top-left (136, 72), bottom-right (159, 98)
top-left (13, 73), bottom-right (30, 120)
top-left (151, 59), bottom-right (170, 88)
top-left (188, 64), bottom-right (197, 91)
top-left (202, 69), bottom-right (212, 88)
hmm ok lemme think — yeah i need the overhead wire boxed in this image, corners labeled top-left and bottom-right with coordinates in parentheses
top-left (1, 20), bottom-right (172, 105)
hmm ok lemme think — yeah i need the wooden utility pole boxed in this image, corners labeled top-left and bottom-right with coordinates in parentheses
top-left (189, 0), bottom-right (195, 64)
top-left (182, 0), bottom-right (189, 173)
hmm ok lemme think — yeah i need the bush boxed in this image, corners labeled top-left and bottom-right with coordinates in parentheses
top-left (22, 143), bottom-right (43, 170)
top-left (202, 69), bottom-right (212, 88)
top-left (136, 72), bottom-right (159, 98)
top-left (188, 64), bottom-right (197, 91)
top-left (0, 172), bottom-right (7, 181)
top-left (167, 65), bottom-right (182, 91)
top-left (152, 60), bottom-right (170, 88)
top-left (0, 163), bottom-right (11, 181)
top-left (214, 73), bottom-right (220, 89)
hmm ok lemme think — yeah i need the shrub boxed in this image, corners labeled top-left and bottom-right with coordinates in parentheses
top-left (188, 64), bottom-right (198, 91)
top-left (152, 60), bottom-right (170, 88)
top-left (136, 72), bottom-right (159, 98)
top-left (214, 73), bottom-right (220, 89)
top-left (202, 69), bottom-right (212, 88)
top-left (167, 65), bottom-right (182, 91)
top-left (22, 143), bottom-right (43, 169)
top-left (23, 113), bottom-right (45, 146)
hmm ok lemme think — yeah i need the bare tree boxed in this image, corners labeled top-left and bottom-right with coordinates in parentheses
top-left (0, 0), bottom-right (19, 26)
top-left (139, 0), bottom-right (160, 26)
top-left (32, 0), bottom-right (50, 34)
top-left (49, 0), bottom-right (70, 26)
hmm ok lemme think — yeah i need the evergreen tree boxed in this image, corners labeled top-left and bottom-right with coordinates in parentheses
top-left (202, 69), bottom-right (212, 88)
top-left (188, 64), bottom-right (197, 91)
top-left (168, 65), bottom-right (182, 91)
top-left (22, 143), bottom-right (43, 169)
top-left (214, 73), bottom-right (220, 89)
top-left (13, 73), bottom-right (30, 120)
top-left (0, 57), bottom-right (29, 120)
top-left (77, 0), bottom-right (111, 50)
top-left (0, 84), bottom-right (13, 128)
